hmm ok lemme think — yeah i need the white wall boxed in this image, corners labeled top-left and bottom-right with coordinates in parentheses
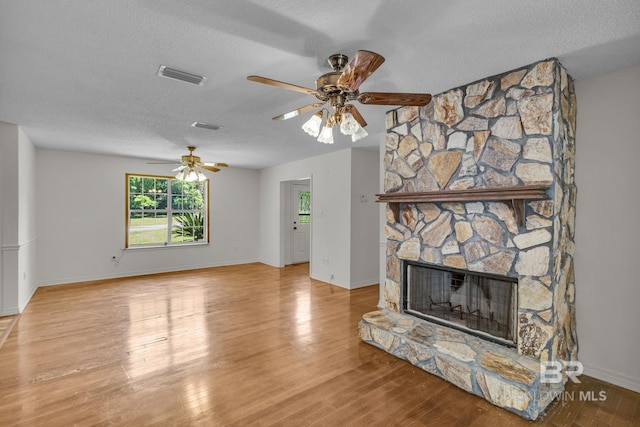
top-left (259, 149), bottom-right (351, 285)
top-left (0, 122), bottom-right (38, 314)
top-left (259, 147), bottom-right (379, 289)
top-left (0, 122), bottom-right (20, 314)
top-left (350, 149), bottom-right (381, 288)
top-left (36, 149), bottom-right (259, 286)
top-left (575, 64), bottom-right (640, 392)
top-left (0, 126), bottom-right (3, 312)
top-left (18, 128), bottom-right (37, 309)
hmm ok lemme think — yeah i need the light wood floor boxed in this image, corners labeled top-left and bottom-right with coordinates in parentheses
top-left (0, 314), bottom-right (19, 349)
top-left (0, 263), bottom-right (637, 426)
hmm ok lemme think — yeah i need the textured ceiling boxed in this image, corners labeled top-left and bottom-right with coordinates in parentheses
top-left (1, 0), bottom-right (639, 169)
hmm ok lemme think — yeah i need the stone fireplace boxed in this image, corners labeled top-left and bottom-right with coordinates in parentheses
top-left (358, 58), bottom-right (577, 420)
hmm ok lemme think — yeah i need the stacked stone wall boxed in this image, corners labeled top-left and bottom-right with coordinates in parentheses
top-left (362, 58), bottom-right (578, 419)
top-left (381, 58), bottom-right (577, 361)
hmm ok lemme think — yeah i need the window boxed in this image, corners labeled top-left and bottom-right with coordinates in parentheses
top-left (126, 174), bottom-right (208, 248)
top-left (298, 190), bottom-right (311, 225)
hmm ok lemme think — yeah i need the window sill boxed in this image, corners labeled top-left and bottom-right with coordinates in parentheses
top-left (126, 242), bottom-right (210, 251)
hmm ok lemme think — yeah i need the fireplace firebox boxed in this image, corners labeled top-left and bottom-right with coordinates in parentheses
top-left (403, 261), bottom-right (517, 346)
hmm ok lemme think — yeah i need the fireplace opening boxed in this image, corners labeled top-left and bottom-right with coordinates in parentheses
top-left (402, 261), bottom-right (517, 347)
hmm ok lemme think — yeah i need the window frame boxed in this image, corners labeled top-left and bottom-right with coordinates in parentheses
top-left (125, 173), bottom-right (210, 249)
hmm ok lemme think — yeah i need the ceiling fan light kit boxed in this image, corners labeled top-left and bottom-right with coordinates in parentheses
top-left (301, 105), bottom-right (369, 144)
top-left (247, 50), bottom-right (431, 144)
top-left (175, 167), bottom-right (207, 182)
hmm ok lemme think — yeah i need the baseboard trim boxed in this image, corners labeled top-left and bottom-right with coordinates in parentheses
top-left (19, 283), bottom-right (39, 313)
top-left (0, 307), bottom-right (20, 316)
top-left (349, 279), bottom-right (379, 289)
top-left (582, 362), bottom-right (640, 393)
top-left (37, 258), bottom-right (260, 287)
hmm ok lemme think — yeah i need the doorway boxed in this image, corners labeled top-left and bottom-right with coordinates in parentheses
top-left (290, 181), bottom-right (310, 264)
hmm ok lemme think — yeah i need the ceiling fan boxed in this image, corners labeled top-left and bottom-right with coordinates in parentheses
top-left (148, 146), bottom-right (228, 181)
top-left (247, 50), bottom-right (432, 143)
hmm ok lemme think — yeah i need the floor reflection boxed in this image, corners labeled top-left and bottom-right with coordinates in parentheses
top-left (125, 287), bottom-right (208, 378)
top-left (182, 377), bottom-right (211, 418)
top-left (295, 292), bottom-right (311, 341)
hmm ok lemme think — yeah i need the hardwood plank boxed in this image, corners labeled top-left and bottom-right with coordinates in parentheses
top-left (612, 391), bottom-right (639, 427)
top-left (0, 314), bottom-right (19, 350)
top-left (0, 262), bottom-right (637, 426)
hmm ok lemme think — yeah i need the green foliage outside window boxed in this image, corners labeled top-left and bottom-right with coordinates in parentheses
top-left (172, 212), bottom-right (205, 241)
top-left (298, 191), bottom-right (311, 225)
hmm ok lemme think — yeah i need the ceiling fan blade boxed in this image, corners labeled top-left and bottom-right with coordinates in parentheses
top-left (358, 92), bottom-right (432, 106)
top-left (272, 102), bottom-right (326, 121)
top-left (336, 50), bottom-right (385, 92)
top-left (147, 161), bottom-right (181, 165)
top-left (247, 75), bottom-right (318, 96)
top-left (172, 165), bottom-right (188, 172)
top-left (204, 162), bottom-right (229, 168)
top-left (346, 105), bottom-right (367, 128)
top-left (200, 165), bottom-right (220, 173)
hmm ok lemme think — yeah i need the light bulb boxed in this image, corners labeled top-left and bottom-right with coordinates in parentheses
top-left (317, 125), bottom-right (334, 144)
top-left (339, 112), bottom-right (359, 135)
top-left (301, 112), bottom-right (323, 137)
top-left (351, 125), bottom-right (368, 142)
top-left (184, 169), bottom-right (198, 182)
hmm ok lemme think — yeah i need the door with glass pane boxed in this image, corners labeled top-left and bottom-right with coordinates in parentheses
top-left (291, 183), bottom-right (310, 264)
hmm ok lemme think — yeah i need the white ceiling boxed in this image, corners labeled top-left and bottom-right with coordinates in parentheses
top-left (1, 0), bottom-right (639, 169)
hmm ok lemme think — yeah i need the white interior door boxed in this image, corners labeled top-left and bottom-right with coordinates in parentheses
top-left (291, 183), bottom-right (310, 264)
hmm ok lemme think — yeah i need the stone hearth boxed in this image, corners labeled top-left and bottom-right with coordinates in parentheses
top-left (359, 58), bottom-right (577, 420)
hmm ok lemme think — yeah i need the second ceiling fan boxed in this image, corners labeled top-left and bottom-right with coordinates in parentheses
top-left (247, 50), bottom-right (432, 143)
top-left (148, 146), bottom-right (228, 181)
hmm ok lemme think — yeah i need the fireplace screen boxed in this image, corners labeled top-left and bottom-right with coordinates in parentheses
top-left (403, 262), bottom-right (517, 346)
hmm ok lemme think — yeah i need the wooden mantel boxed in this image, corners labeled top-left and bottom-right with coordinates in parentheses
top-left (376, 184), bottom-right (551, 225)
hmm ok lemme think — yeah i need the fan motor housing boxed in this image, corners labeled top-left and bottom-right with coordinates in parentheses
top-left (316, 72), bottom-right (341, 94)
top-left (182, 154), bottom-right (200, 164)
top-left (315, 72), bottom-right (359, 105)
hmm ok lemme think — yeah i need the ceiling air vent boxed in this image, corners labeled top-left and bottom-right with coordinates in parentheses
top-left (191, 122), bottom-right (221, 131)
top-left (157, 65), bottom-right (207, 86)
